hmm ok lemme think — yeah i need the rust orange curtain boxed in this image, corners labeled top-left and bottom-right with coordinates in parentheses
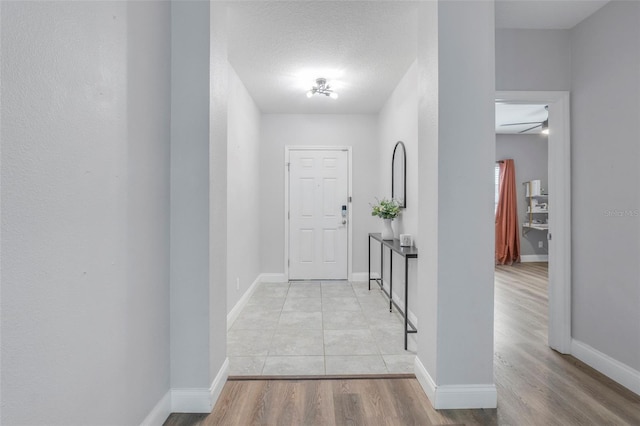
top-left (495, 159), bottom-right (520, 265)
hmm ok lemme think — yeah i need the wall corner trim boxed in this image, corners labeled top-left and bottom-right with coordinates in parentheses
top-left (140, 391), bottom-right (171, 426)
top-left (414, 357), bottom-right (497, 409)
top-left (571, 339), bottom-right (640, 396)
top-left (170, 359), bottom-right (229, 414)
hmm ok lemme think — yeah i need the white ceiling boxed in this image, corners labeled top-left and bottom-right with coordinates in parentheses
top-left (227, 1), bottom-right (608, 115)
top-left (227, 2), bottom-right (418, 114)
top-left (496, 0), bottom-right (610, 29)
top-left (495, 103), bottom-right (548, 134)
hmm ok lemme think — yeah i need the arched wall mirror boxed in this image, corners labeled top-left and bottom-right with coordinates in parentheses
top-left (392, 141), bottom-right (406, 208)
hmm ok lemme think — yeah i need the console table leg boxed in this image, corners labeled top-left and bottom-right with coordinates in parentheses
top-left (389, 248), bottom-right (393, 312)
top-left (405, 257), bottom-right (409, 350)
top-left (368, 236), bottom-right (371, 291)
top-left (380, 242), bottom-right (383, 292)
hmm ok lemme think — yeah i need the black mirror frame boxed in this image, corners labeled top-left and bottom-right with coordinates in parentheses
top-left (392, 141), bottom-right (407, 209)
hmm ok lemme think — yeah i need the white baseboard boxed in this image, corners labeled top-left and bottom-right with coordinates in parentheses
top-left (434, 384), bottom-right (497, 409)
top-left (228, 275), bottom-right (261, 330)
top-left (210, 358), bottom-right (230, 410)
top-left (414, 356), bottom-right (436, 403)
top-left (170, 388), bottom-right (211, 413)
top-left (171, 359), bottom-right (229, 414)
top-left (260, 273), bottom-right (287, 283)
top-left (414, 357), bottom-right (497, 409)
top-left (351, 272), bottom-right (373, 282)
top-left (140, 391), bottom-right (171, 426)
top-left (571, 339), bottom-right (640, 396)
top-left (520, 254), bottom-right (548, 262)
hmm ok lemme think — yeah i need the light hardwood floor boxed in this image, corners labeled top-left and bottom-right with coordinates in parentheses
top-left (165, 263), bottom-right (640, 425)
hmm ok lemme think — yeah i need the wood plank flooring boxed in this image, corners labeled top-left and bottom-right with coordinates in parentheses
top-left (165, 263), bottom-right (640, 425)
top-left (493, 263), bottom-right (640, 425)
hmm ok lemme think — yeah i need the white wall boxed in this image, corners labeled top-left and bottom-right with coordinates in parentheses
top-left (434, 0), bottom-right (496, 388)
top-left (227, 65), bottom-right (261, 311)
top-left (259, 114), bottom-right (379, 276)
top-left (496, 134), bottom-right (549, 256)
top-left (496, 29), bottom-right (571, 91)
top-left (377, 60), bottom-right (419, 316)
top-left (495, 0), bottom-right (640, 383)
top-left (1, 2), bottom-right (171, 424)
top-left (416, 1), bottom-right (496, 404)
top-left (170, 0), bottom-right (212, 389)
top-left (416, 0), bottom-right (439, 384)
top-left (379, 61), bottom-right (419, 238)
top-left (208, 1), bottom-right (230, 387)
top-left (570, 1), bottom-right (640, 372)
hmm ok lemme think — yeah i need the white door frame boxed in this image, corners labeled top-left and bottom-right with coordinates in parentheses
top-left (284, 146), bottom-right (353, 281)
top-left (496, 91), bottom-right (572, 354)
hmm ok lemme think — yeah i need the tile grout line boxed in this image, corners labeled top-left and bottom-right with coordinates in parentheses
top-left (321, 285), bottom-right (326, 375)
top-left (231, 279), bottom-right (413, 376)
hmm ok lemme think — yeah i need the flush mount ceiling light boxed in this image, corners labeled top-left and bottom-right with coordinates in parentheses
top-left (306, 78), bottom-right (338, 99)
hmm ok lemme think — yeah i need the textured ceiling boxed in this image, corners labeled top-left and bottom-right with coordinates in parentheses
top-left (227, 1), bottom-right (607, 115)
top-left (496, 103), bottom-right (548, 134)
top-left (495, 0), bottom-right (609, 29)
top-left (227, 2), bottom-right (418, 114)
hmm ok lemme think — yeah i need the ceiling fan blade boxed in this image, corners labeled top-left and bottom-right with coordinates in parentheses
top-left (519, 124), bottom-right (542, 133)
top-left (501, 121), bottom-right (543, 127)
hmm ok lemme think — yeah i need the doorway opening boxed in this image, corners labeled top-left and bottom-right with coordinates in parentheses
top-left (495, 91), bottom-right (572, 354)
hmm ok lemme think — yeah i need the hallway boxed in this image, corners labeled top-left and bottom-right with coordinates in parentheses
top-left (165, 262), bottom-right (640, 424)
top-left (227, 280), bottom-right (417, 376)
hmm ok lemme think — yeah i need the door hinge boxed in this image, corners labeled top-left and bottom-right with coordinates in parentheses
top-left (547, 233), bottom-right (552, 240)
top-left (288, 211), bottom-right (290, 220)
top-left (348, 196), bottom-right (352, 203)
top-left (287, 162), bottom-right (290, 171)
top-left (288, 259), bottom-right (290, 267)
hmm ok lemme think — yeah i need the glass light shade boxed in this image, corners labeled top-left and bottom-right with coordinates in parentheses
top-left (329, 92), bottom-right (338, 99)
top-left (306, 91), bottom-right (313, 98)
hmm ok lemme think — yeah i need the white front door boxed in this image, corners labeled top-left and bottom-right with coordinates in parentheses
top-left (288, 149), bottom-right (349, 280)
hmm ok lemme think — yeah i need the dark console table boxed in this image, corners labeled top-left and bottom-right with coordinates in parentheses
top-left (368, 233), bottom-right (418, 350)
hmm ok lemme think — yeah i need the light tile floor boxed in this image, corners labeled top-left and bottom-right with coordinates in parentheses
top-left (228, 280), bottom-right (417, 375)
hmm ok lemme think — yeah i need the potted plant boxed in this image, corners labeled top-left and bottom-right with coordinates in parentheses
top-left (371, 198), bottom-right (400, 240)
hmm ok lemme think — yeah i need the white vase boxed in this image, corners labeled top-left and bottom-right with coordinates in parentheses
top-left (381, 218), bottom-right (394, 240)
